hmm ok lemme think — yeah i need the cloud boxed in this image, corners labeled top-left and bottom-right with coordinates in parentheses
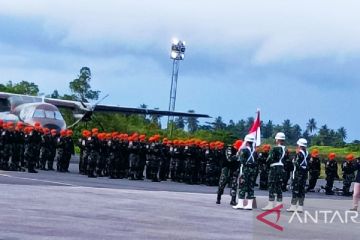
top-left (0, 0), bottom-right (360, 140)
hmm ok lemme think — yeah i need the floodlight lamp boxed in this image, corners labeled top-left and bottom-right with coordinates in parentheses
top-left (170, 51), bottom-right (178, 59)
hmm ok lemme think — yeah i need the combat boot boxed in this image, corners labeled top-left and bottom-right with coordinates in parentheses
top-left (28, 169), bottom-right (38, 173)
top-left (244, 199), bottom-right (253, 210)
top-left (216, 194), bottom-right (221, 204)
top-left (349, 206), bottom-right (358, 212)
top-left (230, 196), bottom-right (237, 206)
top-left (297, 205), bottom-right (304, 213)
top-left (232, 199), bottom-right (244, 209)
top-left (262, 201), bottom-right (274, 211)
top-left (286, 204), bottom-right (297, 212)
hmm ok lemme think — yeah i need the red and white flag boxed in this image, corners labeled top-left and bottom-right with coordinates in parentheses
top-left (243, 109), bottom-right (261, 148)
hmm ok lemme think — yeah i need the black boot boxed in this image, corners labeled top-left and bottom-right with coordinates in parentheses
top-left (230, 196), bottom-right (236, 206)
top-left (216, 194), bottom-right (221, 204)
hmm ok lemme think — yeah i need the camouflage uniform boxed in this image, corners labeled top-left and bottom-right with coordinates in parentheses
top-left (87, 136), bottom-right (100, 178)
top-left (147, 142), bottom-right (162, 182)
top-left (97, 138), bottom-right (108, 177)
top-left (56, 136), bottom-right (67, 172)
top-left (48, 134), bottom-right (57, 170)
top-left (342, 160), bottom-right (356, 196)
top-left (174, 146), bottom-right (185, 182)
top-left (12, 130), bottom-right (25, 171)
top-left (307, 156), bottom-right (321, 191)
top-left (39, 134), bottom-right (53, 170)
top-left (258, 151), bottom-right (269, 190)
top-left (169, 145), bottom-right (182, 181)
top-left (238, 146), bottom-right (258, 200)
top-left (1, 129), bottom-right (14, 170)
top-left (282, 152), bottom-right (294, 192)
top-left (78, 137), bottom-right (86, 174)
top-left (118, 140), bottom-right (129, 179)
top-left (290, 150), bottom-right (310, 206)
top-left (216, 146), bottom-right (240, 205)
top-left (63, 136), bottom-right (74, 172)
top-left (137, 141), bottom-right (147, 180)
top-left (159, 144), bottom-right (171, 181)
top-left (128, 140), bottom-right (141, 180)
top-left (267, 145), bottom-right (289, 202)
top-left (205, 148), bottom-right (220, 186)
top-left (325, 160), bottom-right (338, 195)
top-left (24, 130), bottom-right (41, 173)
top-left (183, 145), bottom-right (199, 184)
top-left (108, 138), bottom-right (120, 179)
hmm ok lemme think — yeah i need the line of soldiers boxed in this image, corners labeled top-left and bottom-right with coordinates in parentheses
top-left (0, 120), bottom-right (74, 173)
top-left (77, 129), bottom-right (227, 184)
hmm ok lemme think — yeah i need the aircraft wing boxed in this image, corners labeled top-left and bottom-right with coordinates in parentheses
top-left (47, 98), bottom-right (210, 117)
top-left (93, 104), bottom-right (210, 118)
top-left (0, 92), bottom-right (210, 118)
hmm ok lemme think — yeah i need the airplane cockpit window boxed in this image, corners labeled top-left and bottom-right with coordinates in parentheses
top-left (20, 107), bottom-right (35, 120)
top-left (54, 111), bottom-right (64, 120)
top-left (33, 109), bottom-right (45, 118)
top-left (44, 110), bottom-right (64, 120)
top-left (45, 110), bottom-right (55, 119)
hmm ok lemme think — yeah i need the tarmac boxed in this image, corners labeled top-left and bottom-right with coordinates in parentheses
top-left (0, 162), bottom-right (359, 240)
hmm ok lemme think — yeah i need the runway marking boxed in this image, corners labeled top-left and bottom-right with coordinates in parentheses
top-left (0, 173), bottom-right (76, 187)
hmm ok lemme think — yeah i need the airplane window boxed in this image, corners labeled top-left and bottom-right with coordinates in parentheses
top-left (55, 111), bottom-right (64, 120)
top-left (20, 107), bottom-right (35, 120)
top-left (45, 110), bottom-right (55, 119)
top-left (33, 109), bottom-right (45, 118)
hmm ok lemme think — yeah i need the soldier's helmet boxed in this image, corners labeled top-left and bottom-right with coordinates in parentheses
top-left (244, 134), bottom-right (255, 143)
top-left (296, 138), bottom-right (307, 147)
top-left (275, 132), bottom-right (286, 140)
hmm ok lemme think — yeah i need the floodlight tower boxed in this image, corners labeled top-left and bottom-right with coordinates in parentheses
top-left (167, 38), bottom-right (186, 136)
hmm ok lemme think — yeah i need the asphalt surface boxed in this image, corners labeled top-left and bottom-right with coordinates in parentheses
top-left (0, 162), bottom-right (359, 240)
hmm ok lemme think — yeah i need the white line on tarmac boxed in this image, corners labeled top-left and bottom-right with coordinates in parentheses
top-left (0, 173), bottom-right (76, 187)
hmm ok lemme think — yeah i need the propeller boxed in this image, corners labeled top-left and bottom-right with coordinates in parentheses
top-left (67, 94), bottom-right (109, 129)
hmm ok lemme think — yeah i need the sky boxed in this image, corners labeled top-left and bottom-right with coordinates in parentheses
top-left (0, 0), bottom-right (359, 140)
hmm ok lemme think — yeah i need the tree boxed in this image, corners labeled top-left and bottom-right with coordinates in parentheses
top-left (0, 80), bottom-right (39, 95)
top-left (307, 118), bottom-right (317, 134)
top-left (174, 116), bottom-right (185, 129)
top-left (282, 119), bottom-right (292, 141)
top-left (150, 107), bottom-right (161, 128)
top-left (318, 125), bottom-right (330, 145)
top-left (245, 117), bottom-right (254, 131)
top-left (262, 120), bottom-right (274, 139)
top-left (213, 116), bottom-right (226, 130)
top-left (186, 110), bottom-right (199, 133)
top-left (291, 124), bottom-right (302, 143)
top-left (69, 67), bottom-right (100, 102)
top-left (49, 90), bottom-right (60, 99)
top-left (337, 127), bottom-right (347, 141)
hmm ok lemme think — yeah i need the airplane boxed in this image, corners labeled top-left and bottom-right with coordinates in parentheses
top-left (0, 91), bottom-right (210, 131)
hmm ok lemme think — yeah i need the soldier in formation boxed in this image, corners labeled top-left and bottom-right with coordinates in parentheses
top-left (216, 140), bottom-right (242, 205)
top-left (233, 134), bottom-right (258, 210)
top-left (286, 138), bottom-right (310, 213)
top-left (307, 149), bottom-right (321, 192)
top-left (325, 153), bottom-right (339, 195)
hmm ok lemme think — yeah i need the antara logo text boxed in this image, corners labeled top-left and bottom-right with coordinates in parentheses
top-left (256, 205), bottom-right (360, 231)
